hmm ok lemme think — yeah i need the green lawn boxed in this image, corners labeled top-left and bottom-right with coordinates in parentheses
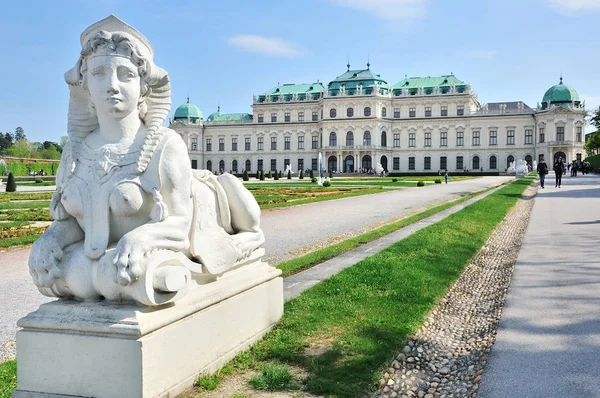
top-left (0, 360), bottom-right (16, 398)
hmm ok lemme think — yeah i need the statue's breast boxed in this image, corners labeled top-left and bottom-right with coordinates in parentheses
top-left (110, 182), bottom-right (152, 217)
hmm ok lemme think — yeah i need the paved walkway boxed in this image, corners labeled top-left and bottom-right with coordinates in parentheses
top-left (0, 176), bottom-right (512, 360)
top-left (479, 172), bottom-right (600, 398)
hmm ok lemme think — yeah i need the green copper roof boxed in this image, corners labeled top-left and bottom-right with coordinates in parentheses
top-left (542, 78), bottom-right (580, 105)
top-left (258, 83), bottom-right (324, 102)
top-left (174, 98), bottom-right (203, 121)
top-left (207, 108), bottom-right (252, 122)
top-left (327, 66), bottom-right (389, 95)
top-left (391, 75), bottom-right (466, 95)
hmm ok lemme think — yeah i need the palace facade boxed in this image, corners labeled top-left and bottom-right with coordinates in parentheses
top-left (170, 65), bottom-right (586, 175)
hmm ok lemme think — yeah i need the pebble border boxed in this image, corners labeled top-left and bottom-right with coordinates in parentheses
top-left (376, 182), bottom-right (537, 398)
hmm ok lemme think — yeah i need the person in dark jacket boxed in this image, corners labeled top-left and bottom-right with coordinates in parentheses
top-left (537, 158), bottom-right (548, 188)
top-left (554, 156), bottom-right (565, 187)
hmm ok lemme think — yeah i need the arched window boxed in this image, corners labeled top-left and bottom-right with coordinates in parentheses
top-left (506, 155), bottom-right (514, 169)
top-left (347, 107), bottom-right (354, 117)
top-left (381, 107), bottom-right (387, 117)
top-left (490, 156), bottom-right (497, 169)
top-left (328, 155), bottom-right (337, 172)
top-left (330, 108), bottom-right (337, 118)
top-left (219, 160), bottom-right (225, 173)
top-left (245, 159), bottom-right (251, 172)
top-left (346, 131), bottom-right (354, 146)
top-left (364, 107), bottom-right (371, 117)
top-left (363, 131), bottom-right (371, 146)
top-left (207, 160), bottom-right (212, 171)
top-left (472, 156), bottom-right (480, 170)
top-left (362, 155), bottom-right (372, 170)
top-left (232, 160), bottom-right (238, 173)
top-left (381, 131), bottom-right (387, 147)
top-left (525, 155), bottom-right (532, 165)
top-left (329, 132), bottom-right (337, 147)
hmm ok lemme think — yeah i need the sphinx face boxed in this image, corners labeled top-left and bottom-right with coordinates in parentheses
top-left (86, 55), bottom-right (141, 119)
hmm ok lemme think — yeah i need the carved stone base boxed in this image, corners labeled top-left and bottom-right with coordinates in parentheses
top-left (13, 262), bottom-right (283, 398)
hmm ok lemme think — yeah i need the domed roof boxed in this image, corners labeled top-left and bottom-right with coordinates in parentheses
top-left (542, 78), bottom-right (580, 106)
top-left (174, 98), bottom-right (203, 122)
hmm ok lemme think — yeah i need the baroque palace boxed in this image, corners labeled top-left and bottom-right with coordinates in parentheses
top-left (170, 64), bottom-right (586, 175)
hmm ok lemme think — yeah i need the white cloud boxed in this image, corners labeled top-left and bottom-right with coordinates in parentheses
top-left (466, 49), bottom-right (498, 61)
top-left (330, 0), bottom-right (428, 21)
top-left (228, 35), bottom-right (304, 57)
top-left (548, 0), bottom-right (600, 14)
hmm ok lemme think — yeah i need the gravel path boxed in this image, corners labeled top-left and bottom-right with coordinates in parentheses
top-left (375, 182), bottom-right (536, 398)
top-left (0, 176), bottom-right (512, 361)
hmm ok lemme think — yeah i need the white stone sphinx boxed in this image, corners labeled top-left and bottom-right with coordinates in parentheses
top-left (515, 159), bottom-right (528, 177)
top-left (507, 161), bottom-right (516, 175)
top-left (15, 16), bottom-right (283, 398)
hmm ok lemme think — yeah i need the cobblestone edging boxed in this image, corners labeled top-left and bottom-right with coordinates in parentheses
top-left (376, 182), bottom-right (537, 398)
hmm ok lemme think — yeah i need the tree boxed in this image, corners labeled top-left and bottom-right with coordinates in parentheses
top-left (60, 136), bottom-right (69, 150)
top-left (0, 132), bottom-right (14, 151)
top-left (590, 106), bottom-right (600, 131)
top-left (40, 144), bottom-right (61, 160)
top-left (7, 138), bottom-right (33, 158)
top-left (6, 172), bottom-right (16, 192)
top-left (584, 132), bottom-right (600, 155)
top-left (14, 127), bottom-right (26, 141)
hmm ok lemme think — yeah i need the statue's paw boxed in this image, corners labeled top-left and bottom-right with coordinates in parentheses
top-left (29, 239), bottom-right (62, 288)
top-left (112, 237), bottom-right (146, 286)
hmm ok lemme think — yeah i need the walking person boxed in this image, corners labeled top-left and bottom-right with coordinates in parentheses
top-left (554, 156), bottom-right (565, 187)
top-left (536, 158), bottom-right (548, 188)
top-left (444, 171), bottom-right (449, 184)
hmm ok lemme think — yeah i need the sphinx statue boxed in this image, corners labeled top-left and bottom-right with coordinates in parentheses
top-left (28, 15), bottom-right (265, 306)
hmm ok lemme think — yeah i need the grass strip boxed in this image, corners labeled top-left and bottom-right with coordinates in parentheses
top-left (0, 233), bottom-right (43, 248)
top-left (231, 178), bottom-right (531, 397)
top-left (0, 360), bottom-right (16, 398)
top-left (0, 201), bottom-right (51, 210)
top-left (260, 187), bottom-right (383, 210)
top-left (277, 186), bottom-right (496, 277)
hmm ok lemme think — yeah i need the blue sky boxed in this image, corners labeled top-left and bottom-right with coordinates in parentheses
top-left (1, 0), bottom-right (600, 143)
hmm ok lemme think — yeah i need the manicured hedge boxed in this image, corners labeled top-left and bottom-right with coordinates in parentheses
top-left (4, 161), bottom-right (60, 176)
top-left (586, 154), bottom-right (600, 172)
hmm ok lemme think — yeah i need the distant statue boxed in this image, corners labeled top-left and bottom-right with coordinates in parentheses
top-left (284, 164), bottom-right (294, 175)
top-left (375, 163), bottom-right (384, 176)
top-left (516, 159), bottom-right (527, 177)
top-left (28, 16), bottom-right (265, 306)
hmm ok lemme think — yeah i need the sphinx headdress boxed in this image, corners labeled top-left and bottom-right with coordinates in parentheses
top-left (63, 15), bottom-right (171, 174)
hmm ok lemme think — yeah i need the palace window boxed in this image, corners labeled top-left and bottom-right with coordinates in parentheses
top-left (245, 159), bottom-right (251, 172)
top-left (381, 107), bottom-right (387, 117)
top-left (191, 137), bottom-right (198, 151)
top-left (284, 136), bottom-right (291, 150)
top-left (284, 158), bottom-right (290, 171)
top-left (206, 160), bottom-right (212, 171)
top-left (473, 131), bottom-right (480, 146)
top-left (191, 159), bottom-right (197, 169)
top-left (347, 107), bottom-right (354, 117)
top-left (424, 132), bottom-right (432, 147)
top-left (440, 156), bottom-right (447, 170)
top-left (393, 133), bottom-right (400, 147)
top-left (506, 155), bottom-right (514, 169)
top-left (346, 131), bottom-right (354, 146)
top-left (457, 131), bottom-right (464, 146)
top-left (409, 107), bottom-right (416, 118)
top-left (312, 158), bottom-right (318, 170)
top-left (271, 136), bottom-right (277, 150)
top-left (298, 135), bottom-right (305, 149)
top-left (490, 156), bottom-right (497, 169)
top-left (232, 160), bottom-right (238, 173)
top-left (218, 138), bottom-right (224, 151)
top-left (539, 128), bottom-right (545, 143)
top-left (258, 114), bottom-right (264, 123)
top-left (525, 129), bottom-right (533, 144)
top-left (312, 111), bottom-right (318, 121)
top-left (363, 131), bottom-right (371, 146)
top-left (489, 131), bottom-right (497, 145)
top-left (257, 159), bottom-right (263, 171)
top-left (257, 137), bottom-right (264, 151)
top-left (425, 107), bottom-right (432, 117)
top-left (206, 138), bottom-right (212, 152)
top-left (393, 108), bottom-right (400, 118)
top-left (329, 132), bottom-right (337, 147)
top-left (393, 157), bottom-right (400, 170)
top-left (312, 135), bottom-right (319, 149)
top-left (270, 159), bottom-right (277, 171)
top-left (472, 156), bottom-right (480, 170)
top-left (245, 137), bottom-right (251, 151)
top-left (457, 105), bottom-right (464, 116)
top-left (298, 158), bottom-right (304, 171)
top-left (440, 132), bottom-right (447, 147)
top-left (577, 126), bottom-right (582, 142)
top-left (424, 156), bottom-right (431, 170)
top-left (298, 111), bottom-right (304, 122)
top-left (219, 160), bottom-right (225, 172)
top-left (330, 108), bottom-right (337, 118)
top-left (231, 137), bottom-right (237, 151)
top-left (409, 133), bottom-right (416, 147)
top-left (284, 112), bottom-right (290, 122)
top-left (441, 106), bottom-right (448, 116)
top-left (364, 107), bottom-right (371, 116)
top-left (381, 131), bottom-right (387, 147)
top-left (271, 113), bottom-right (277, 122)
top-left (507, 130), bottom-right (515, 145)
top-left (557, 126), bottom-right (565, 141)
top-left (456, 156), bottom-right (464, 170)
top-left (409, 157), bottom-right (415, 170)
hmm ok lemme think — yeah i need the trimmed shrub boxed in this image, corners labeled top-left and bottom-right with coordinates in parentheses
top-left (299, 169), bottom-right (304, 179)
top-left (311, 177), bottom-right (317, 183)
top-left (278, 171), bottom-right (282, 178)
top-left (267, 170), bottom-right (272, 179)
top-left (417, 180), bottom-right (425, 187)
top-left (259, 170), bottom-right (265, 181)
top-left (434, 179), bottom-right (442, 184)
top-left (274, 171), bottom-right (280, 180)
top-left (243, 170), bottom-right (249, 181)
top-left (309, 169), bottom-right (314, 179)
top-left (323, 180), bottom-right (331, 187)
top-left (287, 170), bottom-right (291, 179)
top-left (6, 173), bottom-right (17, 192)
top-left (328, 170), bottom-right (333, 178)
top-left (392, 178), bottom-right (398, 182)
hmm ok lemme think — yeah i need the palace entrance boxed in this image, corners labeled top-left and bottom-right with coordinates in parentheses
top-left (344, 155), bottom-right (354, 173)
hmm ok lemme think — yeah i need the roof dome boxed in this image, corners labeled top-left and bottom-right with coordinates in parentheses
top-left (541, 78), bottom-right (580, 108)
top-left (174, 98), bottom-right (203, 122)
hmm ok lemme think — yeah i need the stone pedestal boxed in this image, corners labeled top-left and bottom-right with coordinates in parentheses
top-left (13, 262), bottom-right (283, 398)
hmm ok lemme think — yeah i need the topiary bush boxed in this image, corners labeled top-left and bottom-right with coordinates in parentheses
top-left (323, 180), bottom-right (331, 187)
top-left (287, 170), bottom-right (291, 179)
top-left (299, 169), bottom-right (304, 179)
top-left (267, 171), bottom-right (272, 179)
top-left (392, 178), bottom-right (398, 182)
top-left (434, 179), bottom-right (442, 184)
top-left (243, 170), bottom-right (249, 181)
top-left (328, 170), bottom-right (333, 178)
top-left (311, 177), bottom-right (317, 183)
top-left (259, 170), bottom-right (265, 181)
top-left (417, 180), bottom-right (425, 187)
top-left (309, 169), bottom-right (314, 179)
top-left (6, 172), bottom-right (16, 192)
top-left (278, 171), bottom-right (282, 178)
top-left (274, 171), bottom-right (279, 180)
